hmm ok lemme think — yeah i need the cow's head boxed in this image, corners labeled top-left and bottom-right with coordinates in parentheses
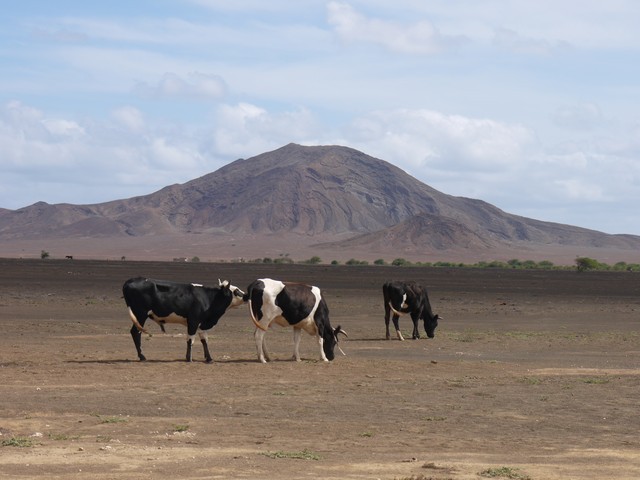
top-left (424, 314), bottom-right (440, 339)
top-left (322, 325), bottom-right (348, 361)
top-left (219, 279), bottom-right (246, 308)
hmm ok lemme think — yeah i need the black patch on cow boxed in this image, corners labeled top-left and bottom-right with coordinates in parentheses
top-left (275, 283), bottom-right (316, 326)
top-left (245, 279), bottom-right (266, 321)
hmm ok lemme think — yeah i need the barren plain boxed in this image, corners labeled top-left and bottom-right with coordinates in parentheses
top-left (1, 258), bottom-right (639, 479)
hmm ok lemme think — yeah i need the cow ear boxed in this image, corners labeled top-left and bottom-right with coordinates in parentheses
top-left (219, 279), bottom-right (229, 288)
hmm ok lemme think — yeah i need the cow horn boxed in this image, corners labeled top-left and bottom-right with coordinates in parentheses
top-left (335, 326), bottom-right (348, 338)
top-left (219, 279), bottom-right (229, 287)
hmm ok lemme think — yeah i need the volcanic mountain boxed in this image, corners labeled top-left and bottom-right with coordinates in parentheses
top-left (1, 143), bottom-right (639, 263)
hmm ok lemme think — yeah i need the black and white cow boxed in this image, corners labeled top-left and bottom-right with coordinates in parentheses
top-left (382, 281), bottom-right (441, 341)
top-left (122, 277), bottom-right (245, 362)
top-left (244, 278), bottom-right (347, 363)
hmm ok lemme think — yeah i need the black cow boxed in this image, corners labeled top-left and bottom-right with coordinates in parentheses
top-left (122, 277), bottom-right (245, 362)
top-left (244, 278), bottom-right (347, 363)
top-left (383, 281), bottom-right (441, 340)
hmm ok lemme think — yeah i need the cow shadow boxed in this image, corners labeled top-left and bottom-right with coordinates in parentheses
top-left (347, 337), bottom-right (398, 342)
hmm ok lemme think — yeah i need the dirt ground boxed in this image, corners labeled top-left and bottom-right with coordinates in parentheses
top-left (1, 258), bottom-right (639, 480)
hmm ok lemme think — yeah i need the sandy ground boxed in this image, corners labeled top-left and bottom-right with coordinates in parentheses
top-left (1, 258), bottom-right (639, 479)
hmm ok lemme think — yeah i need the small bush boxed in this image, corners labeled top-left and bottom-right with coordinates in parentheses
top-left (2, 437), bottom-right (34, 447)
top-left (391, 257), bottom-right (410, 266)
top-left (479, 466), bottom-right (531, 479)
top-left (100, 416), bottom-right (127, 424)
top-left (575, 256), bottom-right (600, 272)
top-left (262, 449), bottom-right (320, 460)
top-left (302, 256), bottom-right (322, 265)
top-left (345, 258), bottom-right (368, 265)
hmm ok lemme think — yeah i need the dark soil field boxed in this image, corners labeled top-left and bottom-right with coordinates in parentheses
top-left (1, 258), bottom-right (639, 479)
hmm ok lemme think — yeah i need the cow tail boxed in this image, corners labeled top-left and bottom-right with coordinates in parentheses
top-left (248, 298), bottom-right (268, 331)
top-left (388, 301), bottom-right (404, 317)
top-left (127, 307), bottom-right (148, 334)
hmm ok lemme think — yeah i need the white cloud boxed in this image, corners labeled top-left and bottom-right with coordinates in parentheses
top-left (134, 72), bottom-right (227, 100)
top-left (492, 27), bottom-right (569, 55)
top-left (347, 109), bottom-right (537, 172)
top-left (213, 103), bottom-right (320, 157)
top-left (553, 103), bottom-right (604, 130)
top-left (41, 119), bottom-right (85, 138)
top-left (327, 2), bottom-right (467, 54)
top-left (111, 106), bottom-right (145, 133)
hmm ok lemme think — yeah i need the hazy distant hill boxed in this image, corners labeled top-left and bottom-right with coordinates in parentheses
top-left (1, 143), bottom-right (639, 262)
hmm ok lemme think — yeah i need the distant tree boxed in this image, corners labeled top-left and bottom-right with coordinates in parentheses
top-left (331, 260), bottom-right (340, 265)
top-left (40, 250), bottom-right (50, 260)
top-left (345, 258), bottom-right (368, 265)
top-left (303, 256), bottom-right (322, 265)
top-left (391, 258), bottom-right (409, 266)
top-left (274, 256), bottom-right (294, 264)
top-left (190, 256), bottom-right (200, 263)
top-left (487, 260), bottom-right (507, 268)
top-left (373, 259), bottom-right (386, 265)
top-left (262, 257), bottom-right (273, 264)
top-left (575, 257), bottom-right (599, 272)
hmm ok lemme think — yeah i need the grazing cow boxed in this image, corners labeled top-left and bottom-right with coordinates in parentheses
top-left (122, 277), bottom-right (245, 362)
top-left (383, 281), bottom-right (441, 341)
top-left (244, 278), bottom-right (347, 363)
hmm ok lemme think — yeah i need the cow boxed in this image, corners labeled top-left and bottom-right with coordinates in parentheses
top-left (122, 277), bottom-right (246, 363)
top-left (244, 278), bottom-right (347, 363)
top-left (383, 281), bottom-right (441, 341)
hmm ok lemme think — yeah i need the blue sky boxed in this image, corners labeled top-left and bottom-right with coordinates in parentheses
top-left (1, 1), bottom-right (639, 234)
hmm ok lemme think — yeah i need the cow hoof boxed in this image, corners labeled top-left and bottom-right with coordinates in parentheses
top-left (138, 356), bottom-right (147, 361)
top-left (205, 358), bottom-right (213, 364)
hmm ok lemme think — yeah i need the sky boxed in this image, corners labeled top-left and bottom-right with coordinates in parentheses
top-left (1, 1), bottom-right (639, 235)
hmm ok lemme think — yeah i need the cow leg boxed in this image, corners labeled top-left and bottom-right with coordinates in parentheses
top-left (254, 329), bottom-right (269, 363)
top-left (130, 323), bottom-right (146, 361)
top-left (411, 312), bottom-right (420, 339)
top-left (384, 304), bottom-right (392, 340)
top-left (198, 329), bottom-right (213, 363)
top-left (186, 335), bottom-right (195, 362)
top-left (392, 314), bottom-right (405, 341)
top-left (292, 328), bottom-right (302, 361)
top-left (317, 336), bottom-right (329, 362)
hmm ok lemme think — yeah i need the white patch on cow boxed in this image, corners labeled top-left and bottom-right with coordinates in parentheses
top-left (191, 283), bottom-right (203, 287)
top-left (197, 329), bottom-right (208, 341)
top-left (255, 278), bottom-right (286, 330)
top-left (228, 284), bottom-right (246, 308)
top-left (148, 310), bottom-right (188, 327)
top-left (401, 293), bottom-right (408, 310)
